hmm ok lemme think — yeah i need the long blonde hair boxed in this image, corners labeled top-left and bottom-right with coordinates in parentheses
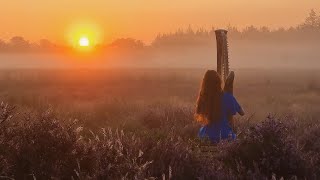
top-left (195, 70), bottom-right (222, 125)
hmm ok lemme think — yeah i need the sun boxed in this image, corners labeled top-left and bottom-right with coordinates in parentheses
top-left (79, 37), bottom-right (90, 47)
top-left (66, 21), bottom-right (103, 51)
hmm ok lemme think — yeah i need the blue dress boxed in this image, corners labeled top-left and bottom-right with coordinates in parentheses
top-left (199, 93), bottom-right (242, 143)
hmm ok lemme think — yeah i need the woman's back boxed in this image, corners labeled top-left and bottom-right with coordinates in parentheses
top-left (199, 92), bottom-right (242, 143)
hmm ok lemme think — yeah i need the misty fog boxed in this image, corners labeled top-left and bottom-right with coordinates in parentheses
top-left (0, 40), bottom-right (319, 70)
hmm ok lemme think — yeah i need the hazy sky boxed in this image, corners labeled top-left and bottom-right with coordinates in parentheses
top-left (0, 0), bottom-right (319, 44)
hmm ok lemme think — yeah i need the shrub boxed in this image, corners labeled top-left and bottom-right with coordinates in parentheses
top-left (1, 101), bottom-right (317, 179)
top-left (140, 103), bottom-right (198, 140)
top-left (0, 109), bottom-right (79, 179)
top-left (142, 135), bottom-right (197, 179)
top-left (76, 128), bottom-right (153, 179)
top-left (0, 107), bottom-right (153, 179)
top-left (219, 116), bottom-right (307, 179)
top-left (300, 124), bottom-right (320, 179)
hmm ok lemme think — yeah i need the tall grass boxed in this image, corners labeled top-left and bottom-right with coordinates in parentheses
top-left (1, 101), bottom-right (320, 179)
top-left (0, 68), bottom-right (319, 179)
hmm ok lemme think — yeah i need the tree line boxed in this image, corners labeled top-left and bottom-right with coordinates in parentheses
top-left (0, 10), bottom-right (319, 53)
top-left (153, 9), bottom-right (320, 47)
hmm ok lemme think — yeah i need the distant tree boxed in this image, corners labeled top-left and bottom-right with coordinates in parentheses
top-left (175, 28), bottom-right (184, 37)
top-left (243, 26), bottom-right (259, 34)
top-left (195, 27), bottom-right (207, 36)
top-left (242, 25), bottom-right (260, 39)
top-left (186, 25), bottom-right (195, 35)
top-left (260, 26), bottom-right (270, 33)
top-left (39, 39), bottom-right (55, 49)
top-left (226, 26), bottom-right (241, 39)
top-left (287, 26), bottom-right (296, 33)
top-left (110, 38), bottom-right (145, 50)
top-left (276, 27), bottom-right (286, 33)
top-left (306, 9), bottom-right (317, 26)
top-left (227, 25), bottom-right (240, 34)
top-left (0, 39), bottom-right (7, 51)
top-left (301, 9), bottom-right (320, 29)
top-left (209, 27), bottom-right (216, 36)
top-left (9, 36), bottom-right (30, 51)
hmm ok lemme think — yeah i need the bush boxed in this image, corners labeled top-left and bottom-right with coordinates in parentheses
top-left (219, 116), bottom-right (307, 179)
top-left (0, 104), bottom-right (200, 179)
top-left (76, 128), bottom-right (153, 179)
top-left (300, 124), bottom-right (320, 178)
top-left (1, 101), bottom-right (318, 179)
top-left (140, 103), bottom-right (198, 140)
top-left (142, 135), bottom-right (197, 179)
top-left (0, 108), bottom-right (153, 179)
top-left (0, 109), bottom-right (79, 179)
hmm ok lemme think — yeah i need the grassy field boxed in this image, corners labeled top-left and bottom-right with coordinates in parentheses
top-left (0, 68), bottom-right (319, 179)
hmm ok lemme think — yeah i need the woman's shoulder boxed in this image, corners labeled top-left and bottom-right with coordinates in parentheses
top-left (222, 92), bottom-right (235, 99)
top-left (222, 92), bottom-right (238, 105)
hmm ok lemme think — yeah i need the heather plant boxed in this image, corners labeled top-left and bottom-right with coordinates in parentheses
top-left (142, 135), bottom-right (197, 179)
top-left (0, 109), bottom-right (80, 179)
top-left (300, 124), bottom-right (320, 178)
top-left (139, 103), bottom-right (198, 140)
top-left (300, 124), bottom-right (320, 153)
top-left (0, 107), bottom-right (154, 179)
top-left (0, 102), bottom-right (15, 124)
top-left (75, 128), bottom-right (153, 180)
top-left (0, 103), bottom-right (202, 179)
top-left (218, 116), bottom-right (307, 179)
top-left (1, 96), bottom-right (319, 179)
top-left (0, 102), bottom-right (15, 176)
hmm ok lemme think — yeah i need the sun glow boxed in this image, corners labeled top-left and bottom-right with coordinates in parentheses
top-left (66, 21), bottom-right (103, 51)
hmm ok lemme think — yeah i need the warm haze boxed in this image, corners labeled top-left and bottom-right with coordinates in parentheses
top-left (0, 0), bottom-right (319, 44)
top-left (1, 0), bottom-right (320, 179)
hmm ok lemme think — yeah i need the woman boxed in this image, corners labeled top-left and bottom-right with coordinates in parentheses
top-left (195, 70), bottom-right (244, 143)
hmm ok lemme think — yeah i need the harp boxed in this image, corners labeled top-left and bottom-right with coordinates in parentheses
top-left (215, 29), bottom-right (234, 94)
top-left (216, 29), bottom-right (235, 128)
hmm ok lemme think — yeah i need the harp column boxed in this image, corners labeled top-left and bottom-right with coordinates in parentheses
top-left (215, 29), bottom-right (229, 82)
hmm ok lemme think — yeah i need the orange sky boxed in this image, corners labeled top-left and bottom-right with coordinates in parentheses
top-left (0, 0), bottom-right (319, 44)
